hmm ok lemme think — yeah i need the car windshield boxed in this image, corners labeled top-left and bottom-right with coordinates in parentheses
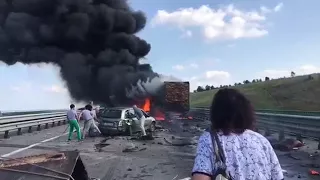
top-left (101, 109), bottom-right (122, 118)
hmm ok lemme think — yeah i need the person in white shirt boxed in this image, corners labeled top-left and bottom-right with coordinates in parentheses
top-left (89, 101), bottom-right (99, 121)
top-left (132, 105), bottom-right (147, 137)
top-left (78, 104), bottom-right (101, 139)
top-left (192, 88), bottom-right (283, 180)
top-left (91, 108), bottom-right (97, 120)
top-left (66, 104), bottom-right (82, 141)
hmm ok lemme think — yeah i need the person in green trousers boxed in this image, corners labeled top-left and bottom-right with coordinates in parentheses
top-left (66, 104), bottom-right (82, 141)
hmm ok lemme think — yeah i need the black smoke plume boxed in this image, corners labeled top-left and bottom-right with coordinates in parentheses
top-left (0, 0), bottom-right (159, 106)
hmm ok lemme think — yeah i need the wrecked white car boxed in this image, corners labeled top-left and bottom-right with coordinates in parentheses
top-left (98, 107), bottom-right (156, 136)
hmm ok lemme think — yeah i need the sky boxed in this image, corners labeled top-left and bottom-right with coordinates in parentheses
top-left (1, 0), bottom-right (320, 111)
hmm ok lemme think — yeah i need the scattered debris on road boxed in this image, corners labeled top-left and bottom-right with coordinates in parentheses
top-left (0, 153), bottom-right (66, 167)
top-left (122, 143), bottom-right (147, 152)
top-left (94, 143), bottom-right (110, 152)
top-left (163, 137), bottom-right (197, 146)
top-left (94, 138), bottom-right (112, 152)
top-left (309, 169), bottom-right (320, 175)
top-left (268, 137), bottom-right (304, 151)
top-left (122, 143), bottom-right (138, 152)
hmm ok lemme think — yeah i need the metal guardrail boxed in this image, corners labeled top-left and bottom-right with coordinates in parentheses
top-left (1, 107), bottom-right (320, 147)
top-left (0, 109), bottom-right (67, 117)
top-left (190, 107), bottom-right (320, 148)
top-left (0, 111), bottom-right (67, 138)
top-left (192, 106), bottom-right (320, 116)
top-left (256, 109), bottom-right (320, 116)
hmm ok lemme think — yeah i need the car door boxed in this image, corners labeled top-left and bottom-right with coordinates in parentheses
top-left (125, 109), bottom-right (140, 132)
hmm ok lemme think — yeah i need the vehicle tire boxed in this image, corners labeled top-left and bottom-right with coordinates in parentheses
top-left (125, 126), bottom-right (133, 136)
top-left (101, 132), bottom-right (109, 136)
top-left (150, 122), bottom-right (156, 132)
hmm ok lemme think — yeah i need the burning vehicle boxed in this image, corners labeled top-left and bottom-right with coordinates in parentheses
top-left (98, 107), bottom-right (156, 136)
top-left (136, 81), bottom-right (191, 121)
top-left (95, 81), bottom-right (191, 136)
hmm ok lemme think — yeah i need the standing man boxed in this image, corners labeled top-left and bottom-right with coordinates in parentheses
top-left (132, 105), bottom-right (147, 138)
top-left (89, 101), bottom-right (98, 121)
top-left (91, 107), bottom-right (98, 121)
top-left (79, 104), bottom-right (101, 139)
top-left (66, 104), bottom-right (82, 141)
top-left (90, 106), bottom-right (101, 137)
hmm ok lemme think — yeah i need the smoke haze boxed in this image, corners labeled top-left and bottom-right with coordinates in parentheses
top-left (0, 0), bottom-right (159, 106)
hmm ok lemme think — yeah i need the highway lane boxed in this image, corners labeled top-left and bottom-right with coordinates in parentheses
top-left (0, 123), bottom-right (196, 180)
top-left (0, 121), bottom-right (320, 180)
top-left (0, 125), bottom-right (68, 159)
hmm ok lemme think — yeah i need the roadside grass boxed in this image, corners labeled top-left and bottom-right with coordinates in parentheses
top-left (190, 73), bottom-right (320, 111)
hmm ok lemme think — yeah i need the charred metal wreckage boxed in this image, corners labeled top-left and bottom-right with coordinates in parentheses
top-left (0, 151), bottom-right (96, 180)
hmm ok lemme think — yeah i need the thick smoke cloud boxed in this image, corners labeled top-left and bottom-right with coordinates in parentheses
top-left (0, 0), bottom-right (159, 106)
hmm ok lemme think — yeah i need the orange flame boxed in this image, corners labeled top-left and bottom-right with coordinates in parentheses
top-left (142, 98), bottom-right (151, 112)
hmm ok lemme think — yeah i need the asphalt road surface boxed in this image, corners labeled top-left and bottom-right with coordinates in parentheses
top-left (0, 120), bottom-right (319, 180)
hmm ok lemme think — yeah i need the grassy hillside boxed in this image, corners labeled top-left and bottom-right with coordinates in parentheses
top-left (190, 74), bottom-right (320, 111)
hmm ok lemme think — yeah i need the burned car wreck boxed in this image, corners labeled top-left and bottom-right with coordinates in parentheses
top-left (98, 107), bottom-right (156, 136)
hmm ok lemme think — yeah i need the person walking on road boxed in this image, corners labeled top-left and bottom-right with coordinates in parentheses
top-left (66, 104), bottom-right (82, 141)
top-left (79, 104), bottom-right (101, 139)
top-left (191, 88), bottom-right (283, 180)
top-left (132, 105), bottom-right (147, 138)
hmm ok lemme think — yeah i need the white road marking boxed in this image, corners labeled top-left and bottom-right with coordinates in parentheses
top-left (178, 178), bottom-right (191, 180)
top-left (172, 174), bottom-right (178, 180)
top-left (0, 132), bottom-right (68, 158)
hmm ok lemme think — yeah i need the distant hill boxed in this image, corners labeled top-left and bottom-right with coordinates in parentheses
top-left (190, 73), bottom-right (320, 111)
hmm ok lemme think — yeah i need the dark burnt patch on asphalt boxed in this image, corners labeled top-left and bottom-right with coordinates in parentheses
top-left (94, 138), bottom-right (112, 152)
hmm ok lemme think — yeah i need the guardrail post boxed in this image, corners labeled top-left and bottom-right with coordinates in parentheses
top-left (63, 120), bottom-right (66, 124)
top-left (17, 128), bottom-right (22, 135)
top-left (45, 123), bottom-right (49, 129)
top-left (4, 131), bottom-right (9, 139)
top-left (28, 127), bottom-right (32, 133)
top-left (52, 122), bottom-right (55, 127)
top-left (318, 139), bottom-right (320, 150)
top-left (58, 121), bottom-right (61, 126)
top-left (264, 127), bottom-right (271, 136)
top-left (279, 130), bottom-right (285, 141)
top-left (37, 125), bottom-right (41, 131)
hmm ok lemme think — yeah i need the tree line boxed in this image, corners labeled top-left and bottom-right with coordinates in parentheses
top-left (193, 71), bottom-right (308, 93)
top-left (194, 77), bottom-right (270, 92)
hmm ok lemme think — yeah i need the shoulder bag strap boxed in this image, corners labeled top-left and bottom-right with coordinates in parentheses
top-left (210, 130), bottom-right (225, 163)
top-left (210, 130), bottom-right (233, 179)
top-left (212, 131), bottom-right (226, 163)
top-left (210, 130), bottom-right (221, 163)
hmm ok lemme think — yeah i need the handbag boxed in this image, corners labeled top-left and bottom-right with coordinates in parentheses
top-left (209, 130), bottom-right (232, 180)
